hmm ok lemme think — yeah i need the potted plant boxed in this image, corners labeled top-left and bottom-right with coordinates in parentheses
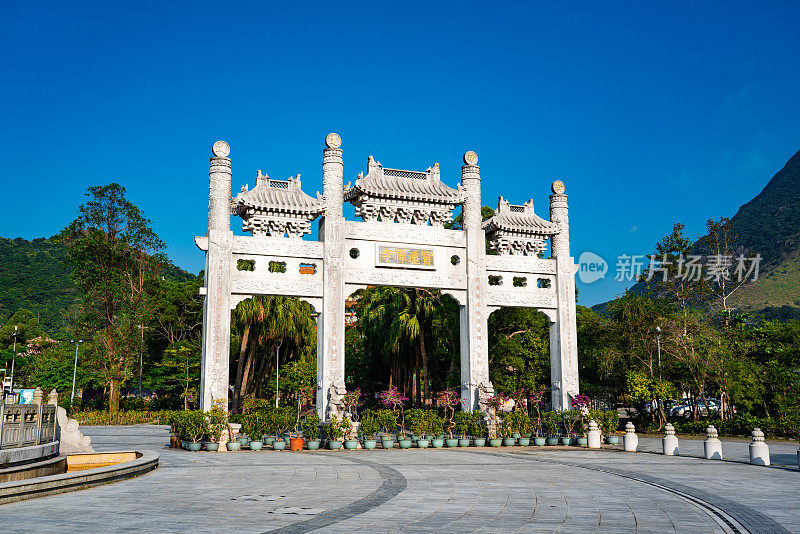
top-left (204, 400), bottom-right (227, 451)
top-left (438, 390), bottom-right (460, 447)
top-left (182, 410), bottom-right (209, 452)
top-left (602, 409), bottom-right (620, 444)
top-left (517, 412), bottom-right (532, 446)
top-left (168, 412), bottom-right (183, 448)
top-left (453, 411), bottom-right (471, 447)
top-left (406, 409), bottom-right (430, 448)
top-left (324, 415), bottom-right (347, 450)
top-left (360, 412), bottom-right (380, 450)
top-left (342, 389), bottom-right (363, 450)
top-left (560, 410), bottom-right (578, 446)
top-left (241, 412), bottom-right (265, 451)
top-left (543, 411), bottom-right (560, 445)
top-left (302, 413), bottom-right (321, 450)
top-left (379, 387), bottom-right (410, 448)
top-left (376, 409), bottom-right (396, 449)
top-left (470, 413), bottom-right (487, 447)
top-left (428, 411), bottom-right (445, 447)
top-left (273, 407), bottom-right (295, 450)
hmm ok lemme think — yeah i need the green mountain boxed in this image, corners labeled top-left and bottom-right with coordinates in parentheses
top-left (696, 148), bottom-right (800, 267)
top-left (594, 148), bottom-right (800, 318)
top-left (0, 236), bottom-right (196, 335)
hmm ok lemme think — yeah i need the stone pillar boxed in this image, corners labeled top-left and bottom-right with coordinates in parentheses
top-left (317, 133), bottom-right (347, 421)
top-left (548, 181), bottom-right (579, 411)
top-left (587, 419), bottom-right (601, 449)
top-left (32, 387), bottom-right (43, 406)
top-left (704, 425), bottom-right (723, 460)
top-left (663, 423), bottom-right (679, 455)
top-left (459, 151), bottom-right (492, 411)
top-left (200, 140), bottom-right (234, 411)
top-left (749, 428), bottom-right (770, 466)
top-left (623, 421), bottom-right (638, 452)
top-left (47, 389), bottom-right (58, 406)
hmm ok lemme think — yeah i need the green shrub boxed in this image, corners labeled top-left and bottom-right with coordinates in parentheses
top-left (542, 411), bottom-right (560, 437)
top-left (179, 410), bottom-right (209, 442)
top-left (301, 414), bottom-right (321, 440)
top-left (359, 413), bottom-right (380, 440)
top-left (322, 415), bottom-right (348, 440)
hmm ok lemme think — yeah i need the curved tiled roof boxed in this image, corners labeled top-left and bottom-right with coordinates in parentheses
top-left (344, 172), bottom-right (463, 204)
top-left (233, 177), bottom-right (323, 215)
top-left (483, 211), bottom-right (559, 235)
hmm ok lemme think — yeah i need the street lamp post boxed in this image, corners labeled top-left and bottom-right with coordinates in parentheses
top-left (275, 339), bottom-right (283, 408)
top-left (10, 326), bottom-right (18, 393)
top-left (69, 339), bottom-right (84, 408)
top-left (655, 326), bottom-right (662, 379)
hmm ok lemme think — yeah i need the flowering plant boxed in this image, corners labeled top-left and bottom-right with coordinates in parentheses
top-left (378, 386), bottom-right (408, 436)
top-left (343, 389), bottom-right (364, 422)
top-left (436, 390), bottom-right (460, 438)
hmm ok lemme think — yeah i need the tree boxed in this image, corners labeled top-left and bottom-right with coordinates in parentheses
top-left (231, 295), bottom-right (316, 410)
top-left (58, 183), bottom-right (165, 413)
top-left (157, 340), bottom-right (201, 410)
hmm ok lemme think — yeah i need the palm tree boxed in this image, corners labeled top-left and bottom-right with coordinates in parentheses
top-left (232, 295), bottom-right (315, 410)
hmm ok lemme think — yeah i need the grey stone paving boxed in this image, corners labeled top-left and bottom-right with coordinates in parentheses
top-left (2, 425), bottom-right (798, 533)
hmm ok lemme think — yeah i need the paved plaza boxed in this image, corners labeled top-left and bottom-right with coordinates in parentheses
top-left (3, 425), bottom-right (799, 533)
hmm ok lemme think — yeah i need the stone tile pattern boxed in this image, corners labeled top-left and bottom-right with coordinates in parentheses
top-left (4, 425), bottom-right (799, 533)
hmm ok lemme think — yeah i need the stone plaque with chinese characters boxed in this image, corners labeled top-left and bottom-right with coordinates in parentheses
top-left (376, 245), bottom-right (435, 270)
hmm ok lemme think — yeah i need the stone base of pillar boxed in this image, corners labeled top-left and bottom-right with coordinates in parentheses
top-left (704, 438), bottom-right (723, 460)
top-left (663, 436), bottom-right (679, 456)
top-left (749, 442), bottom-right (770, 466)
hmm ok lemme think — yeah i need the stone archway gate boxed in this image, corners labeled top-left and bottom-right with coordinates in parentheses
top-left (196, 134), bottom-right (579, 420)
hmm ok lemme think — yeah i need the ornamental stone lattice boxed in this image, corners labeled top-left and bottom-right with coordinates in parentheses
top-left (196, 135), bottom-right (580, 420)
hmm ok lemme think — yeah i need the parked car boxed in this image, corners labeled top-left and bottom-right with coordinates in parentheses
top-left (670, 398), bottom-right (720, 418)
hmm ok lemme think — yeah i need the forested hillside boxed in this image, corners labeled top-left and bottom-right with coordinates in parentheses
top-left (0, 236), bottom-right (195, 336)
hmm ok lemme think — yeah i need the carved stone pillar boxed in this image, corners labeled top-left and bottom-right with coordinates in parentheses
top-left (548, 180), bottom-right (578, 411)
top-left (459, 151), bottom-right (492, 411)
top-left (317, 133), bottom-right (347, 421)
top-left (200, 140), bottom-right (233, 411)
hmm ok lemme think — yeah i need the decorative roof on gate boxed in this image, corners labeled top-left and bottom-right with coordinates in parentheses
top-left (343, 156), bottom-right (464, 204)
top-left (482, 197), bottom-right (560, 235)
top-left (232, 171), bottom-right (324, 215)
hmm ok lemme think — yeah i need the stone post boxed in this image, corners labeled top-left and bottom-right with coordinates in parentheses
top-left (33, 387), bottom-right (43, 444)
top-left (317, 133), bottom-right (347, 421)
top-left (749, 428), bottom-right (770, 466)
top-left (459, 151), bottom-right (491, 411)
top-left (703, 425), bottom-right (722, 460)
top-left (623, 421), bottom-right (638, 452)
top-left (47, 389), bottom-right (58, 406)
top-left (548, 181), bottom-right (578, 411)
top-left (200, 140), bottom-right (234, 411)
top-left (663, 423), bottom-right (679, 455)
top-left (587, 419), bottom-right (601, 449)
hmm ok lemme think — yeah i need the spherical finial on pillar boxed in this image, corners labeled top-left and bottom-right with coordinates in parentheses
top-left (212, 140), bottom-right (230, 158)
top-left (463, 150), bottom-right (478, 165)
top-left (325, 132), bottom-right (342, 149)
top-left (551, 180), bottom-right (565, 194)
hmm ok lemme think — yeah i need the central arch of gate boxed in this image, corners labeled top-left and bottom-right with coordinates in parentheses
top-left (196, 135), bottom-right (579, 420)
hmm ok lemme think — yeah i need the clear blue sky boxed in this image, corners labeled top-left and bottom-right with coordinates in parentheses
top-left (2, 1), bottom-right (799, 306)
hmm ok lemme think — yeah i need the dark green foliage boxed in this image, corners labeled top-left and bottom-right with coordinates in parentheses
top-left (0, 238), bottom-right (79, 337)
top-left (694, 149), bottom-right (800, 268)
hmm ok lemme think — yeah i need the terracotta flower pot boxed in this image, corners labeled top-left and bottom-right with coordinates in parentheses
top-left (290, 438), bottom-right (304, 451)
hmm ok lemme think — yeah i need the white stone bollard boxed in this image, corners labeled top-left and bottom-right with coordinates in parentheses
top-left (587, 419), bottom-right (602, 449)
top-left (623, 422), bottom-right (638, 452)
top-left (703, 425), bottom-right (723, 460)
top-left (663, 423), bottom-right (679, 455)
top-left (749, 428), bottom-right (770, 466)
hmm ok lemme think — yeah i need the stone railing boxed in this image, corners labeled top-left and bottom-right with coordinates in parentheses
top-left (0, 388), bottom-right (59, 450)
